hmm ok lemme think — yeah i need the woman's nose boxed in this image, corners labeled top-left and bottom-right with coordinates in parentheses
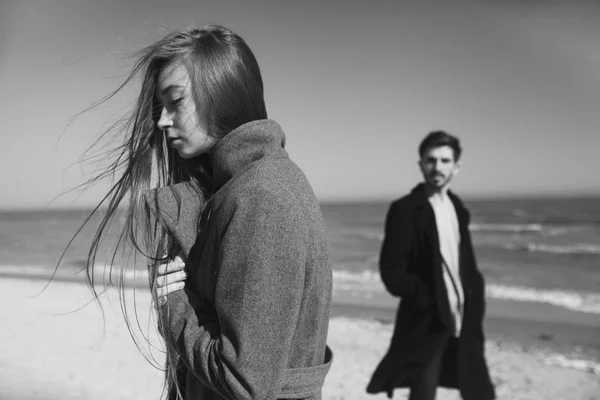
top-left (156, 107), bottom-right (172, 130)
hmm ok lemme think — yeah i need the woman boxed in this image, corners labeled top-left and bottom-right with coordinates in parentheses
top-left (74, 25), bottom-right (333, 399)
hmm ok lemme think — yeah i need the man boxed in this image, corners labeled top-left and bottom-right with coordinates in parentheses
top-left (366, 131), bottom-right (495, 400)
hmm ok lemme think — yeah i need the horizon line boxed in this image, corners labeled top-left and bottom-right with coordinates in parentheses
top-left (1, 191), bottom-right (600, 213)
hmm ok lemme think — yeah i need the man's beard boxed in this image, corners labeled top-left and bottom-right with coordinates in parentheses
top-left (428, 173), bottom-right (449, 188)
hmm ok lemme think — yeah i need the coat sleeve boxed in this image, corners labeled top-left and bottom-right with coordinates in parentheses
top-left (379, 201), bottom-right (428, 303)
top-left (160, 188), bottom-right (307, 400)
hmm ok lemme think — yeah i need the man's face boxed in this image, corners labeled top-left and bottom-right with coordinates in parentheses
top-left (419, 145), bottom-right (460, 190)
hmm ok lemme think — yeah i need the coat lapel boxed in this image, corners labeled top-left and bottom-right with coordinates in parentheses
top-left (448, 190), bottom-right (471, 288)
top-left (447, 190), bottom-right (469, 228)
top-left (411, 184), bottom-right (441, 263)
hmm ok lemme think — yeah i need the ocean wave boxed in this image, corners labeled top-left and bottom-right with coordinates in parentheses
top-left (485, 284), bottom-right (600, 314)
top-left (471, 223), bottom-right (593, 237)
top-left (359, 231), bottom-right (385, 241)
top-left (332, 269), bottom-right (381, 287)
top-left (351, 223), bottom-right (591, 244)
top-left (3, 265), bottom-right (600, 315)
top-left (470, 223), bottom-right (544, 233)
top-left (356, 223), bottom-right (567, 240)
top-left (331, 270), bottom-right (600, 314)
top-left (505, 242), bottom-right (600, 255)
top-left (539, 353), bottom-right (600, 376)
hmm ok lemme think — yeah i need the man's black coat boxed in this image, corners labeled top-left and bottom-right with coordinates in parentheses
top-left (366, 184), bottom-right (495, 400)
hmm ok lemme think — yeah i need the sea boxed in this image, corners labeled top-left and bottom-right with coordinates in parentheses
top-left (1, 197), bottom-right (600, 315)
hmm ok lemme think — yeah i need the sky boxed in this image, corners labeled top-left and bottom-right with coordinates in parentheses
top-left (1, 0), bottom-right (599, 209)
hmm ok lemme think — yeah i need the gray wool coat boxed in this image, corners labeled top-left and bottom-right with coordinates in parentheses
top-left (145, 119), bottom-right (333, 400)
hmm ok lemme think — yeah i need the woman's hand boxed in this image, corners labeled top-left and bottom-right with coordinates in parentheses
top-left (154, 256), bottom-right (187, 308)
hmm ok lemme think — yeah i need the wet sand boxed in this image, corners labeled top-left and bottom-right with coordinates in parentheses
top-left (332, 293), bottom-right (600, 365)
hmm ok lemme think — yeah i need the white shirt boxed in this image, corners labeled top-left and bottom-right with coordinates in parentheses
top-left (429, 194), bottom-right (465, 337)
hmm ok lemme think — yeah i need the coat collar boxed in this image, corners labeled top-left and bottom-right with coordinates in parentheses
top-left (209, 119), bottom-right (287, 191)
top-left (409, 182), bottom-right (469, 226)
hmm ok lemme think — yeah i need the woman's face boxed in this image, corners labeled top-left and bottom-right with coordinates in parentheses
top-left (155, 62), bottom-right (218, 159)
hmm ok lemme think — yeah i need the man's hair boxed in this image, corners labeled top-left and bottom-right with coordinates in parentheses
top-left (418, 130), bottom-right (462, 161)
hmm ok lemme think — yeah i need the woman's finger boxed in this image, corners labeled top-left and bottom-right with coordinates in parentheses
top-left (156, 281), bottom-right (186, 298)
top-left (156, 258), bottom-right (186, 275)
top-left (155, 270), bottom-right (187, 288)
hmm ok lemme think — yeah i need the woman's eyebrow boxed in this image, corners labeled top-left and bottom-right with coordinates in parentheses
top-left (159, 84), bottom-right (184, 98)
top-left (155, 84), bottom-right (185, 102)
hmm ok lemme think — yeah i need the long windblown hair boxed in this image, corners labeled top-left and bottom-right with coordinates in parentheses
top-left (62, 25), bottom-right (267, 399)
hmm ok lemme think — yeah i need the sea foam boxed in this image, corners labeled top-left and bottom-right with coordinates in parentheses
top-left (2, 265), bottom-right (599, 315)
top-left (330, 269), bottom-right (600, 315)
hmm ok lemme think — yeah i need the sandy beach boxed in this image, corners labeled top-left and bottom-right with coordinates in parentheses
top-left (0, 275), bottom-right (598, 400)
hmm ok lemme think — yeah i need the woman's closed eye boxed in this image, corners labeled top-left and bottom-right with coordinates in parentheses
top-left (171, 97), bottom-right (184, 106)
top-left (159, 97), bottom-right (184, 111)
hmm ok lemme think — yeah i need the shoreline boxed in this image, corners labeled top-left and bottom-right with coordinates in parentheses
top-left (3, 267), bottom-right (600, 373)
top-left (331, 295), bottom-right (600, 370)
top-left (4, 263), bottom-right (600, 313)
